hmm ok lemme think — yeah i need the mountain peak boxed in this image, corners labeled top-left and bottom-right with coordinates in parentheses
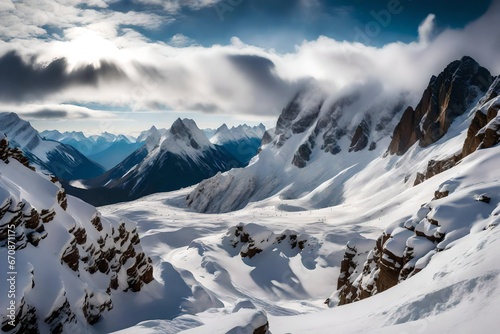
top-left (215, 123), bottom-right (230, 134)
top-left (168, 118), bottom-right (210, 150)
top-left (388, 57), bottom-right (493, 155)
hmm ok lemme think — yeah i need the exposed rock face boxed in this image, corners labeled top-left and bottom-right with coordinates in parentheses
top-left (0, 142), bottom-right (154, 333)
top-left (170, 118), bottom-right (201, 149)
top-left (413, 153), bottom-right (462, 186)
top-left (335, 239), bottom-right (375, 305)
top-left (349, 117), bottom-right (371, 152)
top-left (0, 135), bottom-right (35, 170)
top-left (463, 77), bottom-right (500, 157)
top-left (260, 129), bottom-right (275, 146)
top-left (222, 223), bottom-right (315, 260)
top-left (336, 207), bottom-right (432, 305)
top-left (274, 88), bottom-right (407, 168)
top-left (275, 90), bottom-right (324, 148)
top-left (337, 165), bottom-right (500, 308)
top-left (389, 56), bottom-right (493, 155)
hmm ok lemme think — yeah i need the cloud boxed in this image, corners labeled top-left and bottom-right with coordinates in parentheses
top-left (0, 51), bottom-right (126, 102)
top-left (134, 0), bottom-right (223, 13)
top-left (0, 0), bottom-right (166, 39)
top-left (20, 109), bottom-right (72, 119)
top-left (418, 14), bottom-right (436, 44)
top-left (227, 55), bottom-right (283, 89)
top-left (169, 33), bottom-right (196, 47)
top-left (2, 104), bottom-right (118, 121)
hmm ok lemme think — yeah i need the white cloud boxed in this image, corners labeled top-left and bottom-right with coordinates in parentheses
top-left (418, 13), bottom-right (436, 44)
top-left (169, 34), bottom-right (196, 47)
top-left (0, 0), bottom-right (15, 11)
top-left (134, 0), bottom-right (223, 13)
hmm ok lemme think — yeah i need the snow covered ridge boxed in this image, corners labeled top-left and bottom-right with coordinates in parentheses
top-left (0, 140), bottom-right (154, 333)
top-left (0, 112), bottom-right (105, 180)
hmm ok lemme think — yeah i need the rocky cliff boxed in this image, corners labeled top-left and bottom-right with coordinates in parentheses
top-left (388, 56), bottom-right (493, 155)
top-left (335, 73), bottom-right (500, 306)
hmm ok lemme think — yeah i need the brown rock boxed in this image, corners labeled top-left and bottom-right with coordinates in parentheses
top-left (414, 153), bottom-right (462, 186)
top-left (389, 57), bottom-right (492, 155)
top-left (349, 118), bottom-right (370, 152)
top-left (61, 241), bottom-right (80, 271)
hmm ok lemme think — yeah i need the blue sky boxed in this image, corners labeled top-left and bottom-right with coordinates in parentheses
top-left (140, 0), bottom-right (492, 50)
top-left (0, 0), bottom-right (498, 135)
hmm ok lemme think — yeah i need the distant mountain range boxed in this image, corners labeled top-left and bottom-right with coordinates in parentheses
top-left (41, 130), bottom-right (143, 170)
top-left (64, 118), bottom-right (249, 206)
top-left (210, 123), bottom-right (266, 165)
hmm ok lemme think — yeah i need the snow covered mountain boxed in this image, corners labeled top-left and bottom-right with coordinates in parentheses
top-left (186, 56), bottom-right (493, 214)
top-left (67, 118), bottom-right (242, 206)
top-left (41, 130), bottom-right (143, 170)
top-left (0, 136), bottom-right (154, 333)
top-left (0, 113), bottom-right (105, 180)
top-left (209, 123), bottom-right (266, 165)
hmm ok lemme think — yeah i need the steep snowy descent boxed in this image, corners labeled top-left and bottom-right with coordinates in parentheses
top-left (0, 137), bottom-right (154, 333)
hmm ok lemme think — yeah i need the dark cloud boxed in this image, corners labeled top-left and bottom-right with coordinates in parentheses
top-left (21, 109), bottom-right (68, 119)
top-left (0, 51), bottom-right (127, 102)
top-left (227, 54), bottom-right (278, 87)
top-left (18, 109), bottom-right (92, 119)
top-left (190, 102), bottom-right (219, 113)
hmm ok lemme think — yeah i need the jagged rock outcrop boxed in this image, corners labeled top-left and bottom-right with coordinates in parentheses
top-left (336, 162), bottom-right (500, 307)
top-left (0, 135), bottom-right (35, 170)
top-left (413, 153), bottom-right (462, 186)
top-left (463, 77), bottom-right (500, 157)
top-left (260, 129), bottom-right (275, 146)
top-left (349, 117), bottom-right (371, 152)
top-left (222, 223), bottom-right (315, 260)
top-left (0, 144), bottom-right (154, 333)
top-left (389, 56), bottom-right (493, 155)
top-left (335, 239), bottom-right (375, 305)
